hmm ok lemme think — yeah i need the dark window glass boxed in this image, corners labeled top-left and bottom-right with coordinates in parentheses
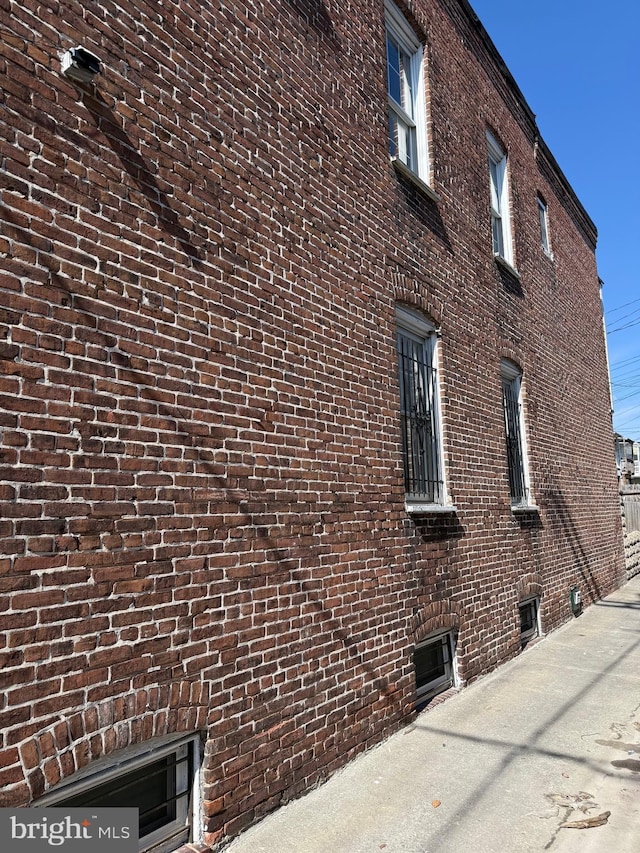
top-left (414, 634), bottom-right (453, 706)
top-left (519, 599), bottom-right (538, 648)
top-left (54, 751), bottom-right (189, 839)
top-left (386, 34), bottom-right (402, 105)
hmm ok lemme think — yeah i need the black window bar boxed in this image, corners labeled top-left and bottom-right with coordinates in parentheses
top-left (52, 748), bottom-right (192, 839)
top-left (502, 378), bottom-right (528, 503)
top-left (398, 331), bottom-right (443, 502)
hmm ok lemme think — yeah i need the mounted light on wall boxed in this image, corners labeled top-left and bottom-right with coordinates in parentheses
top-left (61, 46), bottom-right (102, 83)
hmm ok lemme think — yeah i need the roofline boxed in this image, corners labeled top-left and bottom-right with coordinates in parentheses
top-left (450, 0), bottom-right (598, 250)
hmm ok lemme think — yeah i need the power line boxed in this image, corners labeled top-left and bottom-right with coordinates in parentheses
top-left (614, 391), bottom-right (640, 403)
top-left (611, 382), bottom-right (640, 391)
top-left (605, 296), bottom-right (640, 316)
top-left (610, 354), bottom-right (640, 371)
top-left (606, 311), bottom-right (640, 334)
top-left (611, 376), bottom-right (640, 386)
top-left (614, 412), bottom-right (640, 427)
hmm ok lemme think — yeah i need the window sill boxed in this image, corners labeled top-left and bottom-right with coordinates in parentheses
top-left (494, 253), bottom-right (520, 279)
top-left (511, 503), bottom-right (539, 514)
top-left (391, 157), bottom-right (440, 203)
top-left (520, 630), bottom-right (539, 649)
top-left (416, 684), bottom-right (460, 713)
top-left (542, 248), bottom-right (554, 262)
top-left (406, 501), bottom-right (457, 515)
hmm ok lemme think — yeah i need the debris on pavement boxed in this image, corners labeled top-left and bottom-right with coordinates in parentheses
top-left (560, 811), bottom-right (611, 829)
top-left (546, 792), bottom-right (599, 814)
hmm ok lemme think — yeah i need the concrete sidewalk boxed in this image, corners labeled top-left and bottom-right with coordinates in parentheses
top-left (222, 576), bottom-right (640, 853)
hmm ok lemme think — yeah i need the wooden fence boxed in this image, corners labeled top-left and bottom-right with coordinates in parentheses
top-left (622, 488), bottom-right (640, 534)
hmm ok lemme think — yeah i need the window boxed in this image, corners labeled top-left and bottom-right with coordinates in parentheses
top-left (386, 1), bottom-right (429, 183)
top-left (35, 734), bottom-right (199, 853)
top-left (414, 632), bottom-right (455, 707)
top-left (519, 597), bottom-right (540, 648)
top-left (487, 131), bottom-right (514, 266)
top-left (537, 196), bottom-right (551, 255)
top-left (501, 360), bottom-right (532, 508)
top-left (397, 306), bottom-right (446, 508)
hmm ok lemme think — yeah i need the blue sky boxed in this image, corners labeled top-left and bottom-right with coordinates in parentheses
top-left (469, 0), bottom-right (640, 439)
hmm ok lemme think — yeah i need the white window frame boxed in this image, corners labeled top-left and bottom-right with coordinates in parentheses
top-left (34, 733), bottom-right (201, 853)
top-left (519, 596), bottom-right (541, 648)
top-left (386, 1), bottom-right (430, 185)
top-left (414, 631), bottom-right (456, 707)
top-left (487, 131), bottom-right (514, 266)
top-left (537, 195), bottom-right (552, 256)
top-left (500, 360), bottom-right (534, 510)
top-left (397, 306), bottom-right (452, 514)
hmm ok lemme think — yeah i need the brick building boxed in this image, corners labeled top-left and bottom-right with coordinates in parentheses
top-left (0, 0), bottom-right (625, 850)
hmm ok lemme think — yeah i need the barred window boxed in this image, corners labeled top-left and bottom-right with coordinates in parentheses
top-left (397, 307), bottom-right (444, 506)
top-left (501, 360), bottom-right (531, 507)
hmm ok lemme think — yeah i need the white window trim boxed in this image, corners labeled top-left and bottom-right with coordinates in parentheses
top-left (396, 306), bottom-right (455, 514)
top-left (487, 131), bottom-right (514, 267)
top-left (35, 733), bottom-right (201, 853)
top-left (537, 196), bottom-right (553, 258)
top-left (386, 0), bottom-right (430, 186)
top-left (500, 360), bottom-right (536, 511)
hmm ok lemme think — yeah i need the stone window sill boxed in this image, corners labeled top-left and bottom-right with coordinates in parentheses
top-left (511, 503), bottom-right (539, 514)
top-left (406, 501), bottom-right (457, 516)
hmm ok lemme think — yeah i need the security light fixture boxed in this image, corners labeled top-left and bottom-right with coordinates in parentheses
top-left (61, 46), bottom-right (102, 83)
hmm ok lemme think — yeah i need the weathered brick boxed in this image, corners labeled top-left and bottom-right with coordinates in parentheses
top-left (0, 0), bottom-right (624, 848)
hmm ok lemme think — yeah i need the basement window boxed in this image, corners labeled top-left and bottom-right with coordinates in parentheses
top-left (414, 632), bottom-right (455, 708)
top-left (519, 597), bottom-right (540, 648)
top-left (35, 733), bottom-right (199, 853)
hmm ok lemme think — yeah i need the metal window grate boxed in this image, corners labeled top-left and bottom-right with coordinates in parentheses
top-left (398, 331), bottom-right (443, 502)
top-left (502, 377), bottom-right (528, 503)
top-left (51, 746), bottom-right (192, 840)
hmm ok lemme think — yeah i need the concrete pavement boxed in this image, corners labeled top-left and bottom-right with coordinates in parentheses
top-left (222, 576), bottom-right (640, 853)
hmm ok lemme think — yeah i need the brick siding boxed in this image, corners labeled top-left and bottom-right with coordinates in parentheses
top-left (0, 0), bottom-right (625, 847)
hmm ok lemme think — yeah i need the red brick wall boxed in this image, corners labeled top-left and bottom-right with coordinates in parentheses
top-left (0, 0), bottom-right (624, 846)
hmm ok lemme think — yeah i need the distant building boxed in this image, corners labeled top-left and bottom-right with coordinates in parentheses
top-left (616, 433), bottom-right (640, 483)
top-left (0, 0), bottom-right (625, 850)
